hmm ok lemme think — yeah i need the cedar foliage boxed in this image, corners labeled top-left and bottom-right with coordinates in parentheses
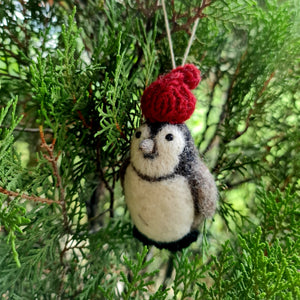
top-left (0, 0), bottom-right (299, 299)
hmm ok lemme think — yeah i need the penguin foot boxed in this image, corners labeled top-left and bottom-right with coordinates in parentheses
top-left (133, 226), bottom-right (199, 252)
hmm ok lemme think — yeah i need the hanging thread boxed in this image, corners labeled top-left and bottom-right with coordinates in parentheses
top-left (182, 18), bottom-right (200, 66)
top-left (161, 0), bottom-right (176, 69)
top-left (161, 1), bottom-right (200, 69)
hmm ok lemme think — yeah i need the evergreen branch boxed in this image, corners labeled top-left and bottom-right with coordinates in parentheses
top-left (162, 253), bottom-right (174, 290)
top-left (115, 121), bottom-right (128, 141)
top-left (204, 56), bottom-right (275, 154)
top-left (222, 50), bottom-right (248, 122)
top-left (224, 178), bottom-right (254, 190)
top-left (2, 27), bottom-right (27, 52)
top-left (128, 15), bottom-right (155, 83)
top-left (258, 71), bottom-right (275, 98)
top-left (231, 71), bottom-right (276, 141)
top-left (98, 163), bottom-right (115, 218)
top-left (94, 132), bottom-right (116, 218)
top-left (135, 0), bottom-right (160, 18)
top-left (0, 125), bottom-right (53, 133)
top-left (201, 58), bottom-right (237, 154)
top-left (156, 0), bottom-right (213, 43)
top-left (120, 247), bottom-right (158, 300)
top-left (77, 110), bottom-right (92, 129)
top-left (0, 44), bottom-right (29, 65)
top-left (72, 94), bottom-right (92, 129)
top-left (0, 187), bottom-right (60, 205)
top-left (200, 66), bottom-right (222, 151)
top-left (170, 0), bottom-right (212, 34)
top-left (0, 73), bottom-right (23, 80)
top-left (172, 0), bottom-right (209, 25)
top-left (88, 208), bottom-right (111, 224)
top-left (39, 125), bottom-right (69, 230)
top-left (59, 234), bottom-right (88, 290)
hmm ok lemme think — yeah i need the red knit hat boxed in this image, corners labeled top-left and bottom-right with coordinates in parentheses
top-left (141, 64), bottom-right (201, 124)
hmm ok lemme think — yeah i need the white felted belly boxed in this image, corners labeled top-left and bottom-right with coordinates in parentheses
top-left (124, 164), bottom-right (194, 243)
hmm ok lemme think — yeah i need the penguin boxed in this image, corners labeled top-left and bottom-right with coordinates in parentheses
top-left (122, 64), bottom-right (218, 251)
top-left (122, 121), bottom-right (218, 251)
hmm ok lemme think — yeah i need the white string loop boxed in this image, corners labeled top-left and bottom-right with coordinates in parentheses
top-left (161, 0), bottom-right (200, 69)
top-left (161, 0), bottom-right (176, 69)
top-left (182, 18), bottom-right (200, 66)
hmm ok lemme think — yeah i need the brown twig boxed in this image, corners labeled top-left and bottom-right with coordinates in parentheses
top-left (153, 0), bottom-right (213, 44)
top-left (0, 125), bottom-right (53, 133)
top-left (3, 27), bottom-right (26, 51)
top-left (39, 125), bottom-right (69, 230)
top-left (166, 0), bottom-right (212, 36)
top-left (115, 122), bottom-right (128, 141)
top-left (258, 71), bottom-right (275, 98)
top-left (0, 44), bottom-right (29, 65)
top-left (136, 0), bottom-right (160, 18)
top-left (60, 238), bottom-right (87, 264)
top-left (88, 208), bottom-right (111, 224)
top-left (224, 178), bottom-right (254, 190)
top-left (72, 94), bottom-right (92, 129)
top-left (0, 187), bottom-right (60, 205)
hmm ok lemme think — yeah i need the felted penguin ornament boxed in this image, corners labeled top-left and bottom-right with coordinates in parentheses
top-left (123, 64), bottom-right (218, 252)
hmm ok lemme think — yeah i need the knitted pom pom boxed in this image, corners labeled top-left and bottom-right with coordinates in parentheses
top-left (169, 64), bottom-right (201, 90)
top-left (141, 64), bottom-right (201, 124)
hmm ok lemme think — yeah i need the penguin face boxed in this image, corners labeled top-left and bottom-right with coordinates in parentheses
top-left (130, 123), bottom-right (186, 178)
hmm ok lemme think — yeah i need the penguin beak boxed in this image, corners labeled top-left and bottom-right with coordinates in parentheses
top-left (139, 139), bottom-right (157, 159)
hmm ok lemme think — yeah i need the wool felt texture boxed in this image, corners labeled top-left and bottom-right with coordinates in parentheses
top-left (125, 163), bottom-right (195, 242)
top-left (130, 123), bottom-right (186, 178)
top-left (123, 122), bottom-right (218, 249)
top-left (141, 64), bottom-right (201, 124)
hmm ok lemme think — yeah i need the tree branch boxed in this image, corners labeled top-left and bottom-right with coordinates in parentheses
top-left (39, 125), bottom-right (69, 230)
top-left (72, 94), bottom-right (92, 129)
top-left (224, 178), bottom-right (254, 190)
top-left (0, 125), bottom-right (53, 133)
top-left (203, 51), bottom-right (248, 154)
top-left (0, 187), bottom-right (60, 205)
top-left (0, 73), bottom-right (23, 80)
top-left (199, 67), bottom-right (222, 151)
top-left (229, 71), bottom-right (275, 141)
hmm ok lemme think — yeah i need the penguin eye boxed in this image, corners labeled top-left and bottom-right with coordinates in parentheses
top-left (135, 131), bottom-right (141, 139)
top-left (165, 133), bottom-right (174, 141)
